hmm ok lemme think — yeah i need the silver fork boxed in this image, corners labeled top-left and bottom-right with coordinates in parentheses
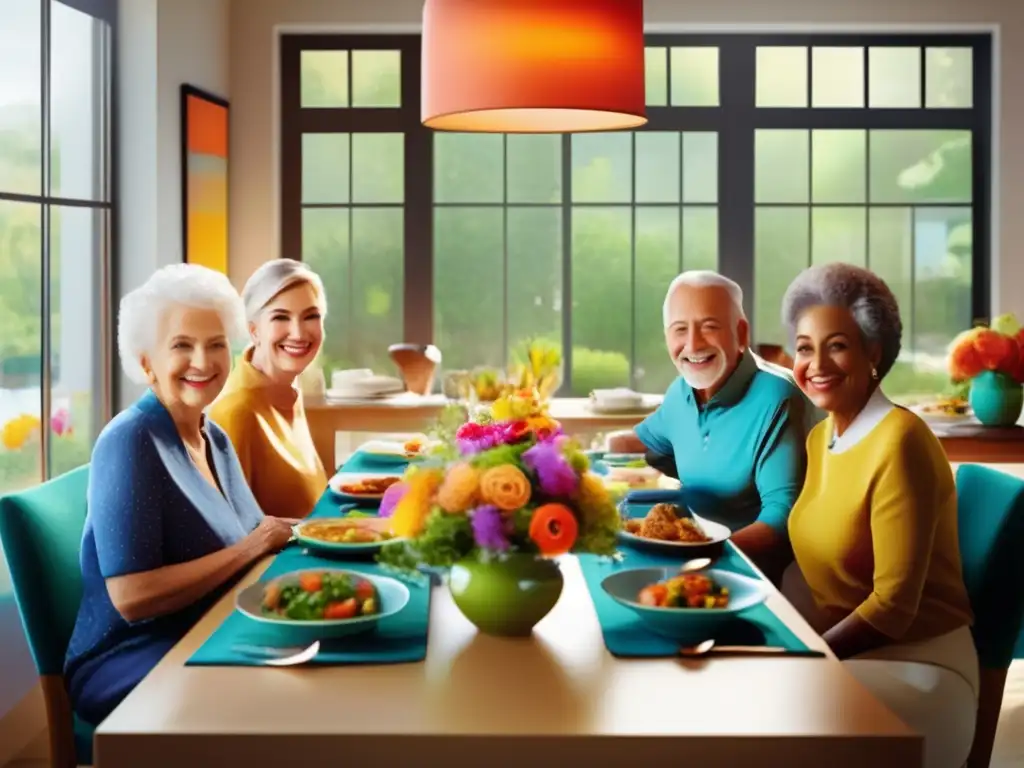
top-left (233, 641), bottom-right (320, 666)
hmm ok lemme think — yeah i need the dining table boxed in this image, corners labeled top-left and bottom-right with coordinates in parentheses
top-left (92, 450), bottom-right (922, 768)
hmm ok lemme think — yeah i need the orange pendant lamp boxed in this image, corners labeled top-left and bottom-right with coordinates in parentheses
top-left (421, 0), bottom-right (647, 133)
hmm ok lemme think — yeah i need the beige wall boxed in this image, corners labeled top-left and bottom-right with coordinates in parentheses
top-left (228, 0), bottom-right (1017, 320)
top-left (117, 0), bottom-right (231, 407)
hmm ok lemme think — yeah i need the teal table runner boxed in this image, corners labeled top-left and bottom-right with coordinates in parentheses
top-left (186, 451), bottom-right (430, 667)
top-left (578, 544), bottom-right (824, 658)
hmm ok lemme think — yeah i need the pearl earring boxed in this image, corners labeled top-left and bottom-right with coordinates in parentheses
top-left (871, 367), bottom-right (879, 380)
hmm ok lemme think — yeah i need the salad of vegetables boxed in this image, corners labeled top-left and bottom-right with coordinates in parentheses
top-left (261, 571), bottom-right (379, 621)
top-left (638, 572), bottom-right (730, 609)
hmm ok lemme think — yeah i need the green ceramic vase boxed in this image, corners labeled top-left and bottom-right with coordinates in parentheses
top-left (969, 370), bottom-right (1024, 426)
top-left (448, 552), bottom-right (564, 637)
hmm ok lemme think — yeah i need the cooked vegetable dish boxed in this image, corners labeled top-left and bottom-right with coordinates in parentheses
top-left (638, 572), bottom-right (730, 609)
top-left (338, 476), bottom-right (401, 495)
top-left (261, 571), bottom-right (379, 620)
top-left (298, 520), bottom-right (394, 544)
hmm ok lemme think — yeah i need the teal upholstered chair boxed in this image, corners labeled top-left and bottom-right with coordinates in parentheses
top-left (956, 464), bottom-right (1024, 768)
top-left (0, 465), bottom-right (92, 767)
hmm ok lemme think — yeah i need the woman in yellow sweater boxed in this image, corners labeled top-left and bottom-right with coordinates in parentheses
top-left (209, 260), bottom-right (329, 518)
top-left (780, 263), bottom-right (977, 768)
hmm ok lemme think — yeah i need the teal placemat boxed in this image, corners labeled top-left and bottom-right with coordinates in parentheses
top-left (186, 498), bottom-right (431, 666)
top-left (578, 545), bottom-right (823, 658)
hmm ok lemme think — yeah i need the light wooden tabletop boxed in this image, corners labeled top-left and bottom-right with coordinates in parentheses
top-left (93, 553), bottom-right (919, 767)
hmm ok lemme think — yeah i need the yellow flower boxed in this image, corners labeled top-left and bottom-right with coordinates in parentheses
top-left (436, 462), bottom-right (480, 513)
top-left (574, 472), bottom-right (618, 527)
top-left (390, 469), bottom-right (442, 538)
top-left (2, 414), bottom-right (40, 451)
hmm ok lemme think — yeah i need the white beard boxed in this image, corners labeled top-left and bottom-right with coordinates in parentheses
top-left (675, 348), bottom-right (728, 391)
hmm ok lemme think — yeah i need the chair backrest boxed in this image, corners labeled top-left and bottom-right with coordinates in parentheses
top-left (0, 465), bottom-right (89, 675)
top-left (956, 463), bottom-right (1024, 667)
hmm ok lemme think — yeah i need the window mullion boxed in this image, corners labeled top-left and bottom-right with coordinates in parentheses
top-left (40, 0), bottom-right (53, 479)
top-left (717, 38), bottom-right (757, 341)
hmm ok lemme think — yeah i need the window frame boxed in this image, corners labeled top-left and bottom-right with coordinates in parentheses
top-left (0, 0), bottom-right (117, 481)
top-left (280, 31), bottom-right (992, 395)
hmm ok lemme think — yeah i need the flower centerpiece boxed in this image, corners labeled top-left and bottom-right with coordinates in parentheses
top-left (948, 313), bottom-right (1024, 426)
top-left (376, 388), bottom-right (621, 636)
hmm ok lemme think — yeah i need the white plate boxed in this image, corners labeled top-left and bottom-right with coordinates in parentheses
top-left (618, 511), bottom-right (731, 552)
top-left (328, 471), bottom-right (404, 499)
top-left (912, 407), bottom-right (973, 426)
top-left (589, 396), bottom-right (658, 415)
top-left (325, 388), bottom-right (403, 401)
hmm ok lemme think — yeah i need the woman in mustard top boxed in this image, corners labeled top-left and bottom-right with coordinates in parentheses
top-left (209, 260), bottom-right (329, 518)
top-left (780, 263), bottom-right (977, 768)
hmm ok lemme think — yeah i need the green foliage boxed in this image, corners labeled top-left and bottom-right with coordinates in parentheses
top-left (386, 508), bottom-right (474, 569)
top-left (570, 347), bottom-right (631, 395)
top-left (468, 441), bottom-right (533, 470)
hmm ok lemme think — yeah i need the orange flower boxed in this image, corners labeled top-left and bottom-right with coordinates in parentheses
top-left (436, 462), bottom-right (480, 513)
top-left (948, 329), bottom-right (984, 381)
top-left (974, 328), bottom-right (1018, 374)
top-left (478, 464), bottom-right (532, 512)
top-left (529, 503), bottom-right (579, 556)
top-left (389, 468), bottom-right (442, 538)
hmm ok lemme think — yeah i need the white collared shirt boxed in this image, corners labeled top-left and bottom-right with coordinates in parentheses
top-left (828, 386), bottom-right (895, 453)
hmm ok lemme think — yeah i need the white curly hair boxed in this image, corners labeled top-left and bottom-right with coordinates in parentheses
top-left (117, 264), bottom-right (248, 385)
top-left (241, 258), bottom-right (327, 324)
top-left (780, 263), bottom-right (903, 378)
top-left (662, 270), bottom-right (747, 328)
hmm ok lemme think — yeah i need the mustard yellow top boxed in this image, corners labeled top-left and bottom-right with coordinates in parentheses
top-left (208, 348), bottom-right (327, 519)
top-left (788, 402), bottom-right (973, 643)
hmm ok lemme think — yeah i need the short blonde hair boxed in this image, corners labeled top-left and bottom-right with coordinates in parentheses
top-left (117, 264), bottom-right (247, 385)
top-left (242, 259), bottom-right (327, 323)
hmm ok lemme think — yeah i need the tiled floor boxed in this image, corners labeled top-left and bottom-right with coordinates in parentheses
top-left (4, 661), bottom-right (1024, 767)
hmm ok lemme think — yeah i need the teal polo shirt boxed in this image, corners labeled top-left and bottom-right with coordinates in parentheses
top-left (635, 351), bottom-right (815, 535)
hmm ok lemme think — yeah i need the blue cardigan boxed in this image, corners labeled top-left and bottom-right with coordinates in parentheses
top-left (64, 390), bottom-right (264, 725)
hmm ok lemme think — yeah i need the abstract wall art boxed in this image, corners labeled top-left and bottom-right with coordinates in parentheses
top-left (181, 84), bottom-right (229, 274)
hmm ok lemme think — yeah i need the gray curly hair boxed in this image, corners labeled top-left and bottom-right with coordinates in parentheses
top-left (780, 263), bottom-right (903, 379)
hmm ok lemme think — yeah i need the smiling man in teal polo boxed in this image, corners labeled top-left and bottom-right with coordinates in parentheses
top-left (612, 271), bottom-right (817, 561)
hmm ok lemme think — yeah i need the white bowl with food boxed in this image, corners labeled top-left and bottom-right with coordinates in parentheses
top-left (618, 501), bottom-right (731, 553)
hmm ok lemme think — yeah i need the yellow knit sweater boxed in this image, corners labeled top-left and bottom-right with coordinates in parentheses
top-left (788, 407), bottom-right (973, 642)
top-left (208, 348), bottom-right (327, 519)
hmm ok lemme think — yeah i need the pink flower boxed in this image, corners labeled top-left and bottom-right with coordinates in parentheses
top-left (378, 481), bottom-right (408, 518)
top-left (50, 407), bottom-right (72, 437)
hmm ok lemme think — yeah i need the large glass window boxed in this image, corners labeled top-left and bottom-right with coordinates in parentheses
top-left (280, 33), bottom-right (990, 400)
top-left (0, 0), bottom-right (114, 495)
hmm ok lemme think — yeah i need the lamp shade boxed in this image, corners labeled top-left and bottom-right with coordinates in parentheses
top-left (421, 0), bottom-right (646, 133)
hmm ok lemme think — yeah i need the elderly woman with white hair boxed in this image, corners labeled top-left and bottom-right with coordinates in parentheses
top-left (780, 262), bottom-right (978, 768)
top-left (63, 264), bottom-right (297, 726)
top-left (209, 258), bottom-right (328, 518)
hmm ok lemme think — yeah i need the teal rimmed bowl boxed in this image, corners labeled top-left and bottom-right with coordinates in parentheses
top-left (235, 568), bottom-right (410, 643)
top-left (601, 567), bottom-right (770, 643)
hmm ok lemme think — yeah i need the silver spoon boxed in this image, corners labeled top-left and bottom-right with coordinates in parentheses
top-left (678, 557), bottom-right (713, 574)
top-left (678, 639), bottom-right (789, 657)
top-left (234, 641), bottom-right (321, 666)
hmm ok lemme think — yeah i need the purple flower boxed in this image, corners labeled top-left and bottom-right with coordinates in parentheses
top-left (470, 505), bottom-right (509, 551)
top-left (378, 481), bottom-right (408, 518)
top-left (522, 440), bottom-right (578, 497)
